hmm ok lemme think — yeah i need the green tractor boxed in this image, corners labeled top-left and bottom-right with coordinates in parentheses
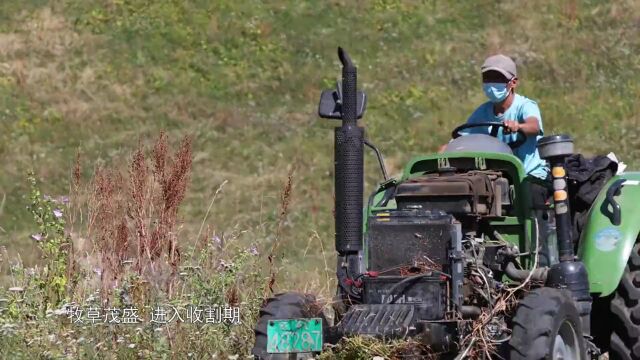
top-left (252, 49), bottom-right (640, 359)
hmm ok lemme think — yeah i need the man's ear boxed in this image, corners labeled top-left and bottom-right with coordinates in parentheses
top-left (509, 77), bottom-right (519, 91)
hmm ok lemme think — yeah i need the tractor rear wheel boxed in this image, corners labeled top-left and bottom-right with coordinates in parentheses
top-left (252, 292), bottom-right (327, 360)
top-left (509, 287), bottom-right (587, 359)
top-left (609, 242), bottom-right (640, 360)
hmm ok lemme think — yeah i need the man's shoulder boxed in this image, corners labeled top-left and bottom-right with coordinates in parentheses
top-left (514, 94), bottom-right (542, 119)
top-left (514, 94), bottom-right (540, 108)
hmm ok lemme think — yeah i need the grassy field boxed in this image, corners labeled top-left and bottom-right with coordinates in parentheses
top-left (0, 0), bottom-right (639, 358)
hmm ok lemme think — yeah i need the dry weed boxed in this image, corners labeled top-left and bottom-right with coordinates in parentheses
top-left (89, 167), bottom-right (127, 297)
top-left (265, 165), bottom-right (295, 296)
top-left (78, 132), bottom-right (193, 302)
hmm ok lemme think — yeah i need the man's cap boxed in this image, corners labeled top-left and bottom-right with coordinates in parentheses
top-left (481, 54), bottom-right (517, 80)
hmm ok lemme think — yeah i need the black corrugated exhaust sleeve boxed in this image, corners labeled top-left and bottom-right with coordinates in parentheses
top-left (335, 47), bottom-right (364, 253)
top-left (335, 126), bottom-right (364, 252)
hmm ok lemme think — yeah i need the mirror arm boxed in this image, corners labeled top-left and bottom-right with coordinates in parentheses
top-left (364, 139), bottom-right (388, 181)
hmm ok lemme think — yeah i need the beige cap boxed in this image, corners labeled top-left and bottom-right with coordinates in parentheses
top-left (481, 54), bottom-right (517, 80)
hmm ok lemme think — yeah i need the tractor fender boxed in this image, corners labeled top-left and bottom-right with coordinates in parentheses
top-left (577, 172), bottom-right (640, 297)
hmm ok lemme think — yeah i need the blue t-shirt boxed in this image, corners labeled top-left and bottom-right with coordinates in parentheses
top-left (465, 94), bottom-right (549, 180)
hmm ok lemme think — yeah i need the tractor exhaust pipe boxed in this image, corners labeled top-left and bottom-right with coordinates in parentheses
top-left (318, 48), bottom-right (369, 289)
top-left (538, 135), bottom-right (591, 334)
top-left (334, 48), bottom-right (364, 255)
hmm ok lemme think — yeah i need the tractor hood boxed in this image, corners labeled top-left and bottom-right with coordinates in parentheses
top-left (444, 134), bottom-right (514, 155)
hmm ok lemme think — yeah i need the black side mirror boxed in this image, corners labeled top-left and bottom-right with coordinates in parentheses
top-left (318, 80), bottom-right (367, 119)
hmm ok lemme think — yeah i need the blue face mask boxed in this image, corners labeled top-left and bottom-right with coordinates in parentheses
top-left (482, 83), bottom-right (510, 103)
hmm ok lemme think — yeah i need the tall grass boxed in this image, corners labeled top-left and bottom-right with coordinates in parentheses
top-left (0, 133), bottom-right (267, 358)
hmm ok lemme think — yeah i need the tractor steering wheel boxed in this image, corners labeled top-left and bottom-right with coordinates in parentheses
top-left (451, 122), bottom-right (527, 149)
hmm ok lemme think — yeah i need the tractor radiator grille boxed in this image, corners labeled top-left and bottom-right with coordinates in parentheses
top-left (367, 210), bottom-right (454, 275)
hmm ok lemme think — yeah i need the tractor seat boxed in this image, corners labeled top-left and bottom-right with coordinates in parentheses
top-left (444, 134), bottom-right (513, 155)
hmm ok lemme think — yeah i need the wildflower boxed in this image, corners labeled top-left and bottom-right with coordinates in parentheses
top-left (30, 233), bottom-right (43, 242)
top-left (53, 209), bottom-right (63, 219)
top-left (248, 245), bottom-right (259, 256)
top-left (217, 259), bottom-right (234, 271)
top-left (212, 235), bottom-right (222, 247)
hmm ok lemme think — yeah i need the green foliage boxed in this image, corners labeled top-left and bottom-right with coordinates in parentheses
top-left (2, 148), bottom-right (265, 357)
top-left (0, 217), bottom-right (266, 358)
top-left (26, 172), bottom-right (71, 310)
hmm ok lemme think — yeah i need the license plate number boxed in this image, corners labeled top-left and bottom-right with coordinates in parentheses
top-left (266, 318), bottom-right (323, 353)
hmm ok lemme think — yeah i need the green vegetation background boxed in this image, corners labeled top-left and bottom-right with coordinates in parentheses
top-left (1, 0), bottom-right (639, 284)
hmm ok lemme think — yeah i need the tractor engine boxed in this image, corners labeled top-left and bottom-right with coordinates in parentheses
top-left (365, 169), bottom-right (511, 302)
top-left (334, 169), bottom-right (513, 347)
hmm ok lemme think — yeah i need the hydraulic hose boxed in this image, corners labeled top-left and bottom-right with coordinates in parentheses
top-left (504, 262), bottom-right (548, 283)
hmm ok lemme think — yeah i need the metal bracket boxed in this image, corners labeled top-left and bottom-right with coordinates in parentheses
top-left (604, 178), bottom-right (626, 226)
top-left (449, 250), bottom-right (464, 260)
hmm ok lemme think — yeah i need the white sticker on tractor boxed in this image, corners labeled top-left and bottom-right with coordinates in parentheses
top-left (553, 178), bottom-right (566, 190)
top-left (595, 227), bottom-right (622, 252)
top-left (623, 180), bottom-right (640, 186)
top-left (555, 203), bottom-right (568, 214)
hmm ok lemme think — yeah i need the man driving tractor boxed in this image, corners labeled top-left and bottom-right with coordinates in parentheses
top-left (468, 54), bottom-right (549, 180)
top-left (443, 54), bottom-right (551, 207)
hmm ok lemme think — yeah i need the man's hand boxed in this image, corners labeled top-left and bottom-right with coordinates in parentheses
top-left (503, 120), bottom-right (520, 134)
top-left (503, 117), bottom-right (540, 135)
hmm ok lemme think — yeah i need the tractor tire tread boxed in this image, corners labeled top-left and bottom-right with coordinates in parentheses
top-left (610, 242), bottom-right (640, 360)
top-left (509, 287), bottom-right (586, 359)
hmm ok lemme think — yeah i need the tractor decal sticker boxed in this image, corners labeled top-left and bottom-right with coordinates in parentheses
top-left (594, 227), bottom-right (622, 252)
top-left (555, 203), bottom-right (569, 215)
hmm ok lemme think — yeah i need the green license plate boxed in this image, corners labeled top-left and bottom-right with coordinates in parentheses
top-left (267, 318), bottom-right (323, 353)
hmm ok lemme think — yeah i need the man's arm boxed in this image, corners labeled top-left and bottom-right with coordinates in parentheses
top-left (504, 117), bottom-right (540, 135)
